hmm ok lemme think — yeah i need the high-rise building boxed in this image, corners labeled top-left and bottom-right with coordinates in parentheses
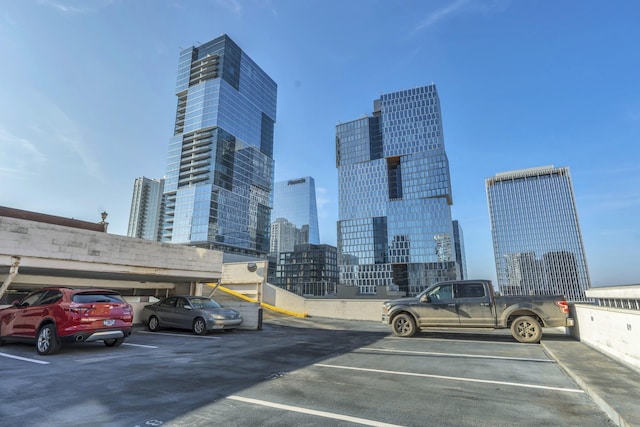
top-left (271, 177), bottom-right (320, 244)
top-left (161, 34), bottom-right (277, 257)
top-left (127, 177), bottom-right (164, 241)
top-left (485, 165), bottom-right (591, 301)
top-left (452, 220), bottom-right (467, 280)
top-left (269, 217), bottom-right (300, 258)
top-left (336, 84), bottom-right (458, 296)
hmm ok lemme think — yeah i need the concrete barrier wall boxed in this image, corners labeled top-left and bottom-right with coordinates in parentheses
top-left (572, 304), bottom-right (640, 372)
top-left (222, 301), bottom-right (261, 330)
top-left (263, 283), bottom-right (385, 321)
top-left (305, 299), bottom-right (385, 321)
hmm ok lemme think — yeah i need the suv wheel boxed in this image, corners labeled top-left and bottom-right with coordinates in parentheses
top-left (37, 324), bottom-right (61, 355)
top-left (104, 338), bottom-right (125, 347)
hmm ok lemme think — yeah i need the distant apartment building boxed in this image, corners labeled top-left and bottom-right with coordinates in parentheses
top-left (127, 177), bottom-right (164, 241)
top-left (336, 84), bottom-right (459, 296)
top-left (271, 177), bottom-right (320, 245)
top-left (161, 34), bottom-right (277, 258)
top-left (452, 220), bottom-right (467, 280)
top-left (486, 165), bottom-right (591, 301)
top-left (275, 244), bottom-right (338, 296)
top-left (269, 217), bottom-right (301, 257)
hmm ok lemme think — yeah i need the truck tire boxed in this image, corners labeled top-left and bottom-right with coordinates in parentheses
top-left (391, 313), bottom-right (417, 337)
top-left (511, 316), bottom-right (542, 343)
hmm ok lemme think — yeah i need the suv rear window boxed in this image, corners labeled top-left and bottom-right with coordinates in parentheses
top-left (72, 293), bottom-right (125, 303)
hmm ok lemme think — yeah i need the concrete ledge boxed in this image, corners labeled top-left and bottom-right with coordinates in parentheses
top-left (541, 338), bottom-right (640, 427)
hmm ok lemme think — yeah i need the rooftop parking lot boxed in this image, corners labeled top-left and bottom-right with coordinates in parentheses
top-left (0, 315), bottom-right (614, 427)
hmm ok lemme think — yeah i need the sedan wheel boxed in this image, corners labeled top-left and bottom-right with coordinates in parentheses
top-left (193, 317), bottom-right (207, 335)
top-left (148, 316), bottom-right (160, 332)
top-left (37, 324), bottom-right (61, 355)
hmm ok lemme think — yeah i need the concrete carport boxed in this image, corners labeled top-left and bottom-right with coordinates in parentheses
top-left (0, 207), bottom-right (261, 329)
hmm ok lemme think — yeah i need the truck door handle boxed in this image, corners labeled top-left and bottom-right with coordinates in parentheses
top-left (448, 303), bottom-right (456, 307)
top-left (480, 303), bottom-right (490, 307)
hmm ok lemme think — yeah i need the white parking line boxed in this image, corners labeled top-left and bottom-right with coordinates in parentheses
top-left (228, 395), bottom-right (404, 427)
top-left (123, 343), bottom-right (158, 349)
top-left (386, 335), bottom-right (522, 345)
top-left (360, 347), bottom-right (554, 363)
top-left (314, 363), bottom-right (584, 393)
top-left (137, 331), bottom-right (221, 339)
top-left (0, 352), bottom-right (49, 365)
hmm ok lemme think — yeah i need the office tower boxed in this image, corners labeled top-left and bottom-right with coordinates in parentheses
top-left (485, 165), bottom-right (591, 301)
top-left (336, 84), bottom-right (458, 296)
top-left (271, 177), bottom-right (320, 244)
top-left (452, 220), bottom-right (467, 280)
top-left (127, 177), bottom-right (164, 241)
top-left (161, 34), bottom-right (277, 257)
top-left (275, 244), bottom-right (338, 296)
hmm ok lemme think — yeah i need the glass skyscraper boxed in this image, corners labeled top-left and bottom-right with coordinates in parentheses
top-left (127, 177), bottom-right (164, 241)
top-left (161, 35), bottom-right (277, 257)
top-left (486, 165), bottom-right (591, 302)
top-left (336, 85), bottom-right (458, 296)
top-left (271, 177), bottom-right (320, 245)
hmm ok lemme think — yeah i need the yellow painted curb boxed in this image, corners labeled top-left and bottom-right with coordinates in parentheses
top-left (206, 283), bottom-right (307, 318)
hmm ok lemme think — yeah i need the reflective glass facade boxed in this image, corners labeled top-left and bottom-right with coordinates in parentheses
top-left (486, 165), bottom-right (591, 302)
top-left (452, 220), bottom-right (467, 280)
top-left (271, 177), bottom-right (320, 245)
top-left (162, 35), bottom-right (277, 256)
top-left (336, 85), bottom-right (458, 296)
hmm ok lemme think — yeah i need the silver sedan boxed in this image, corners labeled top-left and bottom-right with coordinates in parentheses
top-left (141, 296), bottom-right (242, 335)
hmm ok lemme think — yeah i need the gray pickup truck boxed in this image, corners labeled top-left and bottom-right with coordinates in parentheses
top-left (381, 279), bottom-right (574, 343)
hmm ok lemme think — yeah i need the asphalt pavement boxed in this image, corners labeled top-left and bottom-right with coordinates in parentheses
top-left (266, 312), bottom-right (639, 426)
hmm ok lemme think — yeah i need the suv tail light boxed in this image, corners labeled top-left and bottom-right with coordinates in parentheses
top-left (555, 300), bottom-right (569, 314)
top-left (69, 303), bottom-right (95, 314)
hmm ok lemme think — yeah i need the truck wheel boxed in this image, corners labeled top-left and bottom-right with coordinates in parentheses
top-left (511, 316), bottom-right (542, 343)
top-left (392, 313), bottom-right (417, 337)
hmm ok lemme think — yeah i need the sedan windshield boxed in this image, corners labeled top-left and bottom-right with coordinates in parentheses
top-left (188, 298), bottom-right (222, 309)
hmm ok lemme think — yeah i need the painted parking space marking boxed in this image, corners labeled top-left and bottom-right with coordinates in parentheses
top-left (386, 335), bottom-right (524, 345)
top-left (360, 347), bottom-right (554, 363)
top-left (137, 331), bottom-right (221, 339)
top-left (228, 395), bottom-right (404, 427)
top-left (314, 363), bottom-right (584, 393)
top-left (0, 352), bottom-right (49, 365)
top-left (123, 343), bottom-right (158, 349)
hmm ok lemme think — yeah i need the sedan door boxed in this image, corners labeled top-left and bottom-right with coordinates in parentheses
top-left (174, 297), bottom-right (196, 330)
top-left (414, 283), bottom-right (460, 327)
top-left (153, 297), bottom-right (179, 327)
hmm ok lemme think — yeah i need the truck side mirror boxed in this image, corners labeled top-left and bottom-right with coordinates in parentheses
top-left (421, 295), bottom-right (431, 303)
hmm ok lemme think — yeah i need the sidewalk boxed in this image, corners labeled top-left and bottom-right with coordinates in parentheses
top-left (541, 335), bottom-right (640, 427)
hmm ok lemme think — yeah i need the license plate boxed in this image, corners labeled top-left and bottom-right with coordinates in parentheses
top-left (103, 319), bottom-right (115, 327)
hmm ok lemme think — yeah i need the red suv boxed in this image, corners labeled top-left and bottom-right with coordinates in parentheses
top-left (0, 287), bottom-right (133, 355)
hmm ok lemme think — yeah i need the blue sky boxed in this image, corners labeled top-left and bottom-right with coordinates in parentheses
top-left (1, 0), bottom-right (638, 287)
